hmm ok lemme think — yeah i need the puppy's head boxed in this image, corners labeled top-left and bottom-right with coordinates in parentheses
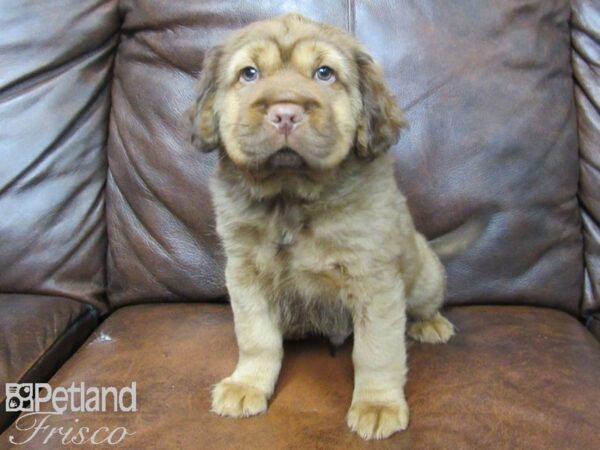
top-left (188, 14), bottom-right (405, 185)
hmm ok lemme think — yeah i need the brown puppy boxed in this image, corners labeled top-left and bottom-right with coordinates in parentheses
top-left (188, 13), bottom-right (454, 440)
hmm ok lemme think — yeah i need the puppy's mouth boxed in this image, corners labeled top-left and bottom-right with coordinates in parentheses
top-left (266, 147), bottom-right (306, 171)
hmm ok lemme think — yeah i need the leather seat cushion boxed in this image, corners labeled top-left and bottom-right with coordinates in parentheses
top-left (2, 303), bottom-right (599, 449)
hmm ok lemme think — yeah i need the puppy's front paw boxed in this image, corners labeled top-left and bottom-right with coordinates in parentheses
top-left (347, 399), bottom-right (409, 440)
top-left (211, 379), bottom-right (268, 418)
top-left (407, 312), bottom-right (455, 344)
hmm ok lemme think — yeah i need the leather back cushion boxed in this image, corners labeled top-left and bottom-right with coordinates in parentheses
top-left (107, 1), bottom-right (583, 313)
top-left (572, 0), bottom-right (600, 333)
top-left (0, 0), bottom-right (119, 311)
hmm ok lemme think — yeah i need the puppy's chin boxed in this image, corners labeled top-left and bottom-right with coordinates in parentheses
top-left (220, 147), bottom-right (352, 202)
top-left (266, 148), bottom-right (306, 172)
top-left (229, 146), bottom-right (313, 175)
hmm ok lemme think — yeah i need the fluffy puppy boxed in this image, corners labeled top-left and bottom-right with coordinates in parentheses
top-left (188, 13), bottom-right (454, 440)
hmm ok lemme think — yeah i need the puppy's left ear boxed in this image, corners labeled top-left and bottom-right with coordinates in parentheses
top-left (354, 52), bottom-right (407, 159)
top-left (185, 46), bottom-right (223, 152)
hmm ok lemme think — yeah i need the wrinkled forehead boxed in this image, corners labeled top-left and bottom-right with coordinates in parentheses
top-left (220, 18), bottom-right (359, 86)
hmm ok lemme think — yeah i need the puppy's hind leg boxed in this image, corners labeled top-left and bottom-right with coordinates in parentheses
top-left (405, 234), bottom-right (454, 344)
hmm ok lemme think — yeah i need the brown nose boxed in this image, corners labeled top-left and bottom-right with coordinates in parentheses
top-left (267, 103), bottom-right (305, 135)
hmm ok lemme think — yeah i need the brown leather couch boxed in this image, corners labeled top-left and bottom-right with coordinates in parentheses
top-left (1, 1), bottom-right (599, 448)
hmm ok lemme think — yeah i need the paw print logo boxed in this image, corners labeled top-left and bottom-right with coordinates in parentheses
top-left (8, 397), bottom-right (20, 410)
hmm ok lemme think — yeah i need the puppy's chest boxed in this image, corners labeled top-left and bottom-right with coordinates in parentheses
top-left (250, 202), bottom-right (347, 295)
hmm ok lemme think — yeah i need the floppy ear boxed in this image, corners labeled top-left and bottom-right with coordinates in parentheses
top-left (186, 46), bottom-right (223, 152)
top-left (354, 52), bottom-right (407, 159)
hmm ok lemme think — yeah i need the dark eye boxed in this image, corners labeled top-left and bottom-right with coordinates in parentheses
top-left (240, 66), bottom-right (259, 83)
top-left (314, 66), bottom-right (336, 83)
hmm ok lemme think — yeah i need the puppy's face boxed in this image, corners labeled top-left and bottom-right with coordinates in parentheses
top-left (218, 30), bottom-right (360, 173)
top-left (189, 14), bottom-right (405, 184)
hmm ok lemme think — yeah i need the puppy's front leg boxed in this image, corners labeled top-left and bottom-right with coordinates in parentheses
top-left (211, 266), bottom-right (283, 418)
top-left (347, 284), bottom-right (409, 440)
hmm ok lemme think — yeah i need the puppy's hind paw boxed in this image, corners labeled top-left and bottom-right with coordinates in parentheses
top-left (347, 399), bottom-right (409, 440)
top-left (211, 380), bottom-right (268, 418)
top-left (407, 312), bottom-right (455, 344)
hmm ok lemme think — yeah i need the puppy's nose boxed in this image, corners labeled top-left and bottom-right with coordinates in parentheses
top-left (267, 103), bottom-right (305, 135)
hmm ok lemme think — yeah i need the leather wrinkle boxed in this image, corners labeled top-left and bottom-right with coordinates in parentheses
top-left (0, 31), bottom-right (118, 102)
top-left (132, 32), bottom-right (201, 77)
top-left (42, 205), bottom-right (105, 284)
top-left (0, 68), bottom-right (112, 197)
top-left (111, 114), bottom-right (201, 264)
top-left (107, 169), bottom-right (184, 300)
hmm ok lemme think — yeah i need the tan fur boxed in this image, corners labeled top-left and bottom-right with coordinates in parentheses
top-left (189, 13), bottom-right (454, 440)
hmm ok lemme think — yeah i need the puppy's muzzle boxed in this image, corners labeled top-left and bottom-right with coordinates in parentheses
top-left (267, 102), bottom-right (305, 136)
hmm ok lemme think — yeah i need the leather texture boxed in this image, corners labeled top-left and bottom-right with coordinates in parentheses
top-left (106, 0), bottom-right (583, 315)
top-left (2, 303), bottom-right (598, 449)
top-left (572, 0), bottom-right (600, 338)
top-left (0, 294), bottom-right (97, 432)
top-left (0, 0), bottom-right (119, 311)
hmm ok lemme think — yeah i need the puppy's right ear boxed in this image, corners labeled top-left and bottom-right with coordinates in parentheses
top-left (186, 46), bottom-right (222, 152)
